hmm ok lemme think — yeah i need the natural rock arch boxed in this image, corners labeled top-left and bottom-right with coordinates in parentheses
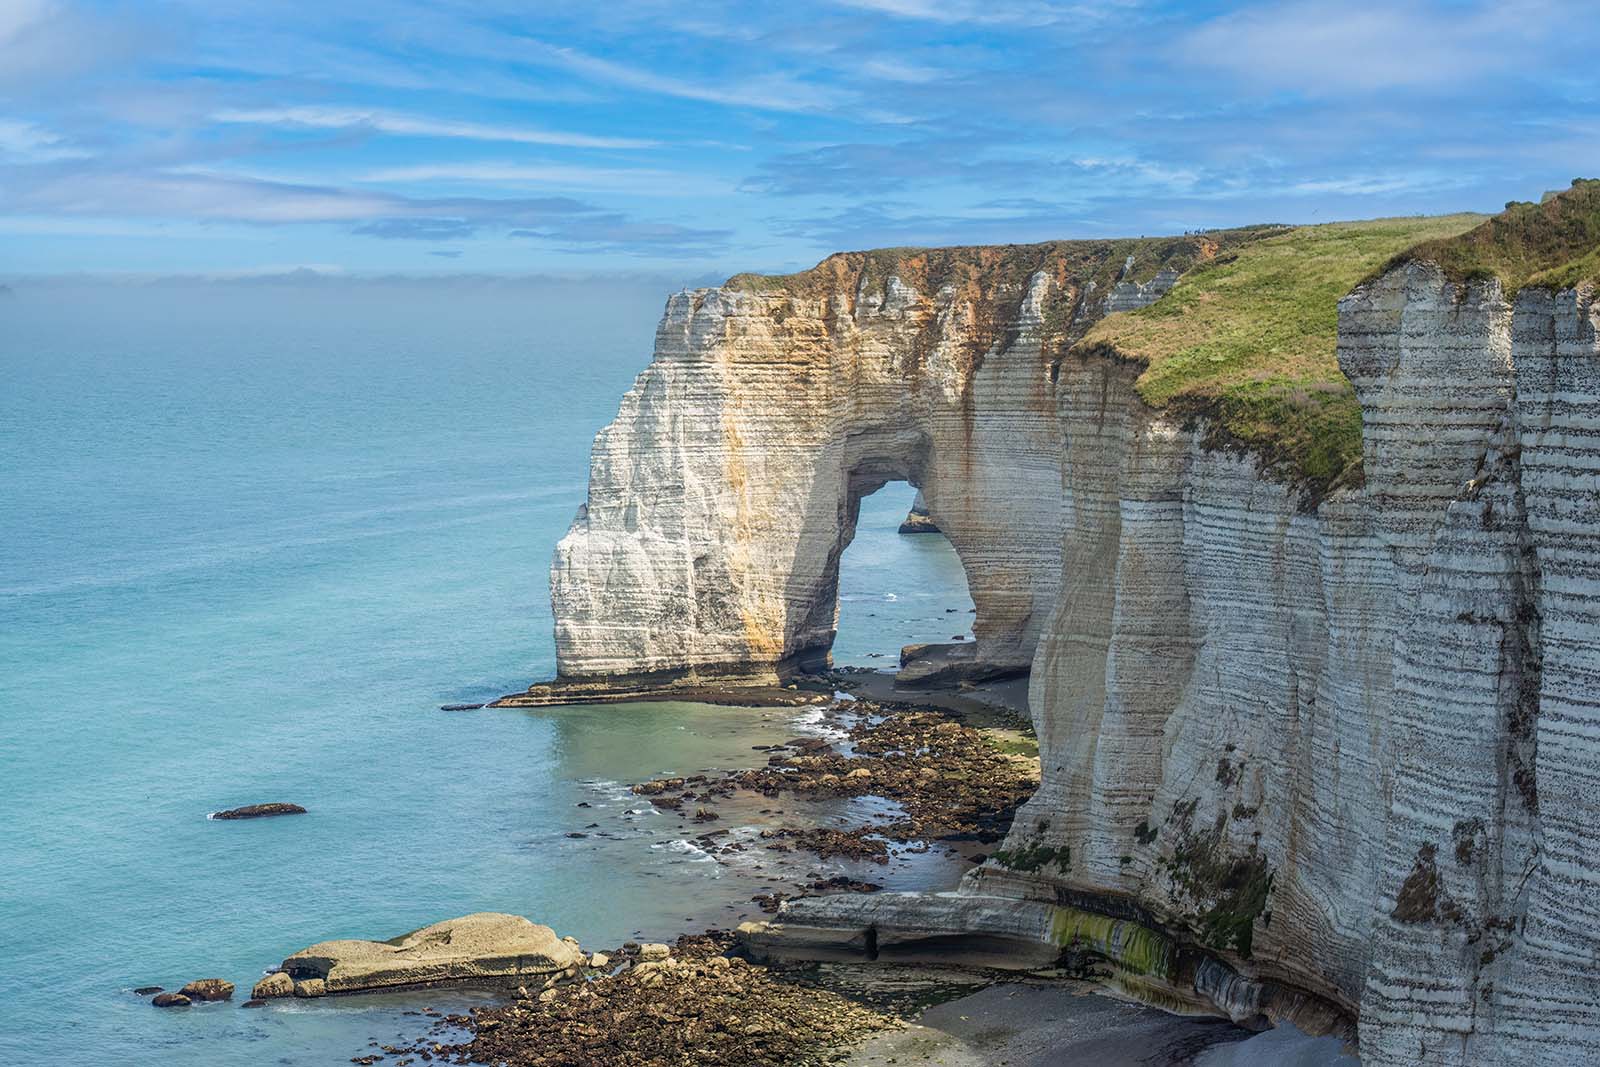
top-left (547, 273), bottom-right (1078, 686)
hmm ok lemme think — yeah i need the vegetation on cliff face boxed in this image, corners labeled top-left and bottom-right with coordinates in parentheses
top-left (1081, 213), bottom-right (1483, 498)
top-left (1378, 178), bottom-right (1600, 294)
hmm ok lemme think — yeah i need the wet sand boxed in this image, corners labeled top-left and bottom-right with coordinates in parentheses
top-left (845, 982), bottom-right (1250, 1066)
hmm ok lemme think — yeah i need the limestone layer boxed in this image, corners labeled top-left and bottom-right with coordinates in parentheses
top-left (550, 241), bottom-right (1195, 685)
top-left (547, 249), bottom-right (1600, 1062)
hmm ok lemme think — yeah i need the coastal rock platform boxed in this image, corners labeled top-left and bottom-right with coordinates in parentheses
top-left (274, 913), bottom-right (585, 995)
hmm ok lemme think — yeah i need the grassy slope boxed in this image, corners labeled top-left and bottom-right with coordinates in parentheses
top-left (1081, 214), bottom-right (1484, 496)
top-left (1381, 178), bottom-right (1600, 293)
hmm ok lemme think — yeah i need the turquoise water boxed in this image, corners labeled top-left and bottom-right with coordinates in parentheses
top-left (0, 281), bottom-right (973, 1065)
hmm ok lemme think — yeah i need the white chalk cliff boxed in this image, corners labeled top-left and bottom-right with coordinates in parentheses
top-left (540, 213), bottom-right (1600, 1062)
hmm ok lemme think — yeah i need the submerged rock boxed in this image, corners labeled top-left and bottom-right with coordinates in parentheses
top-left (278, 913), bottom-right (583, 994)
top-left (132, 986), bottom-right (162, 996)
top-left (151, 992), bottom-right (190, 1008)
top-left (212, 803), bottom-right (306, 820)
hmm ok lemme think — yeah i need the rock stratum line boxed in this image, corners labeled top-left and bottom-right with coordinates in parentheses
top-left (532, 185), bottom-right (1600, 1064)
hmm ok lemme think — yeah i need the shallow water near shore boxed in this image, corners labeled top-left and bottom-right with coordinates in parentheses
top-left (0, 282), bottom-right (979, 1066)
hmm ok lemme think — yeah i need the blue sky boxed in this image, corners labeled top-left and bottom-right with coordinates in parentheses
top-left (1, 0), bottom-right (1596, 278)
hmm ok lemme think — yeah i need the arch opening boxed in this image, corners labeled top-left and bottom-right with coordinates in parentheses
top-left (826, 480), bottom-right (979, 681)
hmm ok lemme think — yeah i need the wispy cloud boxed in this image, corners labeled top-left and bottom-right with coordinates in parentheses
top-left (1, 164), bottom-right (731, 254)
top-left (0, 118), bottom-right (88, 162)
top-left (357, 161), bottom-right (729, 195)
top-left (827, 0), bottom-right (1110, 26)
top-left (212, 107), bottom-right (656, 150)
top-left (518, 40), bottom-right (855, 114)
top-left (1177, 0), bottom-right (1564, 94)
top-left (3, 0), bottom-right (1595, 274)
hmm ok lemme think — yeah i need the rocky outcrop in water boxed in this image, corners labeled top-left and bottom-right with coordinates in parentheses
top-left (212, 803), bottom-right (305, 820)
top-left (541, 198), bottom-right (1600, 1062)
top-left (897, 489), bottom-right (940, 534)
top-left (278, 913), bottom-right (585, 994)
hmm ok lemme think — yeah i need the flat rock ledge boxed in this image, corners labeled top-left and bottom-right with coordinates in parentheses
top-left (263, 913), bottom-right (586, 996)
top-left (739, 888), bottom-right (1352, 1043)
top-left (211, 803), bottom-right (306, 820)
top-left (491, 675), bottom-right (832, 709)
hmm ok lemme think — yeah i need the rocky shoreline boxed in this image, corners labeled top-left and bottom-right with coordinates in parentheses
top-left (154, 674), bottom-right (1302, 1064)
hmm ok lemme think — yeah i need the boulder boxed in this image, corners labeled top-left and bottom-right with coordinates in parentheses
top-left (179, 978), bottom-right (234, 1002)
top-left (151, 993), bottom-right (191, 1008)
top-left (279, 913), bottom-right (583, 994)
top-left (638, 943), bottom-right (671, 962)
top-left (251, 972), bottom-right (294, 999)
top-left (212, 803), bottom-right (306, 820)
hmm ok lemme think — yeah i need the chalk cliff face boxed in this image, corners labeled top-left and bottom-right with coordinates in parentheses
top-left (545, 237), bottom-right (1600, 1061)
top-left (550, 242), bottom-right (1198, 684)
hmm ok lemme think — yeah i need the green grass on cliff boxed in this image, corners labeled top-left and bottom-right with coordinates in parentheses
top-left (1377, 178), bottom-right (1600, 293)
top-left (1081, 213), bottom-right (1484, 497)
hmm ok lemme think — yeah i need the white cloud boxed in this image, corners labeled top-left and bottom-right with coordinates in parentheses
top-left (1178, 0), bottom-right (1558, 94)
top-left (0, 0), bottom-right (53, 44)
top-left (211, 106), bottom-right (656, 150)
top-left (827, 0), bottom-right (1108, 26)
top-left (0, 118), bottom-right (89, 161)
top-left (520, 40), bottom-right (854, 113)
top-left (356, 162), bottom-right (729, 195)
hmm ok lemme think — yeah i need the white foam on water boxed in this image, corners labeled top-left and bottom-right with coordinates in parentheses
top-left (651, 838), bottom-right (722, 869)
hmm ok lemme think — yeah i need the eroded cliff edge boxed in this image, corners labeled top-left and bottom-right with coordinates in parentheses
top-left (531, 183), bottom-right (1600, 1063)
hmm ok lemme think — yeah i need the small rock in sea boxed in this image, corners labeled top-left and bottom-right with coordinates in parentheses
top-left (693, 807), bottom-right (720, 822)
top-left (575, 801), bottom-right (591, 808)
top-left (439, 703), bottom-right (484, 711)
top-left (565, 831), bottom-right (588, 838)
top-left (252, 972), bottom-right (294, 999)
top-left (212, 803), bottom-right (306, 820)
top-left (951, 634), bottom-right (965, 640)
top-left (179, 978), bottom-right (234, 1002)
top-left (241, 999), bottom-right (266, 1008)
top-left (133, 986), bottom-right (163, 996)
top-left (151, 992), bottom-right (191, 1008)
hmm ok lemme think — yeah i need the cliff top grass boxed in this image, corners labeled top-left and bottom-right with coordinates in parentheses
top-left (1377, 178), bottom-right (1600, 294)
top-left (1081, 212), bottom-right (1485, 497)
top-left (726, 229), bottom-right (1286, 387)
top-left (726, 229), bottom-right (1283, 312)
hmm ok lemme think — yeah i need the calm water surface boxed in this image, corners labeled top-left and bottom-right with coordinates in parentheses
top-left (0, 281), bottom-right (973, 1065)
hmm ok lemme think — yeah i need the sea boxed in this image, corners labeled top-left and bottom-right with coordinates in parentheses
top-left (0, 279), bottom-right (977, 1065)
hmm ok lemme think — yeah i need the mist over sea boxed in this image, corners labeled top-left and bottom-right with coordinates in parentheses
top-left (0, 279), bottom-right (974, 1065)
